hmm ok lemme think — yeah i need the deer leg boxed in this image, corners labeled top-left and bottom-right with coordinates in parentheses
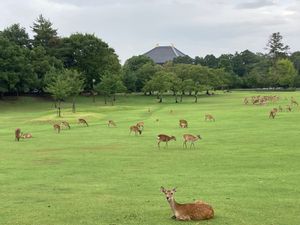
top-left (176, 215), bottom-right (191, 221)
top-left (165, 142), bottom-right (168, 148)
top-left (158, 141), bottom-right (161, 149)
top-left (183, 141), bottom-right (187, 148)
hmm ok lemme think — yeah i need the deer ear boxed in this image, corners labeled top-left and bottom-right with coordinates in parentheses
top-left (172, 187), bottom-right (177, 192)
top-left (160, 186), bottom-right (166, 193)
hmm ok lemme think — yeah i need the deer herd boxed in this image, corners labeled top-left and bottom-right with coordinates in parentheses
top-left (244, 95), bottom-right (299, 119)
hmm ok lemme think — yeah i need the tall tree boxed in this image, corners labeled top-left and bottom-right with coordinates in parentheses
top-left (266, 32), bottom-right (290, 61)
top-left (1, 24), bottom-right (30, 47)
top-left (32, 14), bottom-right (59, 55)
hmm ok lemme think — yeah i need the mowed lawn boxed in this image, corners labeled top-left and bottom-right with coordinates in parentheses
top-left (0, 91), bottom-right (299, 225)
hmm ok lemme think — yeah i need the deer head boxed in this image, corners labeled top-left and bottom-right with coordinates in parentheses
top-left (171, 136), bottom-right (176, 141)
top-left (197, 135), bottom-right (202, 139)
top-left (161, 186), bottom-right (176, 202)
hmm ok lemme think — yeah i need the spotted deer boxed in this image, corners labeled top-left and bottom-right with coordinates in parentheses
top-left (160, 187), bottom-right (214, 221)
top-left (108, 120), bottom-right (116, 127)
top-left (78, 118), bottom-right (89, 127)
top-left (205, 114), bottom-right (215, 122)
top-left (129, 125), bottom-right (142, 135)
top-left (61, 121), bottom-right (70, 129)
top-left (179, 119), bottom-right (188, 128)
top-left (269, 108), bottom-right (277, 119)
top-left (183, 134), bottom-right (202, 149)
top-left (157, 134), bottom-right (176, 148)
top-left (15, 128), bottom-right (21, 141)
top-left (53, 124), bottom-right (60, 133)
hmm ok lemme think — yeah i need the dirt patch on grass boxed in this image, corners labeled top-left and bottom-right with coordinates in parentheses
top-left (33, 157), bottom-right (64, 165)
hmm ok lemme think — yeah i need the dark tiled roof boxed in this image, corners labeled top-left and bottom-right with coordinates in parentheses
top-left (144, 46), bottom-right (186, 64)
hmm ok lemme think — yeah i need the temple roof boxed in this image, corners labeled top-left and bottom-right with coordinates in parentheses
top-left (144, 45), bottom-right (186, 64)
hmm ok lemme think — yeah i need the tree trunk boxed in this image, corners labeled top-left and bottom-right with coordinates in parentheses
top-left (111, 97), bottom-right (114, 105)
top-left (72, 97), bottom-right (76, 113)
top-left (206, 89), bottom-right (210, 95)
top-left (104, 96), bottom-right (107, 104)
top-left (58, 100), bottom-right (61, 117)
top-left (194, 95), bottom-right (198, 103)
top-left (159, 95), bottom-right (163, 103)
top-left (175, 94), bottom-right (178, 103)
top-left (180, 94), bottom-right (183, 102)
top-left (113, 94), bottom-right (116, 101)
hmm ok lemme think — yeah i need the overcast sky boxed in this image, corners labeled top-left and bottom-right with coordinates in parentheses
top-left (1, 0), bottom-right (299, 63)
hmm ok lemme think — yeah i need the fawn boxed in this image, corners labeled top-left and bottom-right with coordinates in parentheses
top-left (61, 121), bottom-right (71, 129)
top-left (179, 119), bottom-right (188, 128)
top-left (53, 124), bottom-right (61, 133)
top-left (15, 128), bottom-right (21, 141)
top-left (269, 109), bottom-right (277, 119)
top-left (130, 125), bottom-right (142, 135)
top-left (157, 134), bottom-right (176, 148)
top-left (108, 120), bottom-right (117, 127)
top-left (183, 134), bottom-right (202, 149)
top-left (21, 133), bottom-right (32, 139)
top-left (78, 118), bottom-right (89, 127)
top-left (160, 187), bottom-right (214, 221)
top-left (205, 114), bottom-right (215, 122)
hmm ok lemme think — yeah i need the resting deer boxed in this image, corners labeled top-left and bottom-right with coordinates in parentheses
top-left (179, 119), bottom-right (188, 128)
top-left (269, 109), bottom-right (277, 119)
top-left (61, 121), bottom-right (70, 129)
top-left (183, 134), bottom-right (202, 149)
top-left (205, 114), bottom-right (215, 122)
top-left (21, 133), bottom-right (32, 139)
top-left (15, 128), bottom-right (21, 141)
top-left (160, 187), bottom-right (214, 221)
top-left (130, 125), bottom-right (142, 135)
top-left (53, 124), bottom-right (61, 133)
top-left (157, 134), bottom-right (176, 148)
top-left (108, 120), bottom-right (116, 127)
top-left (78, 118), bottom-right (89, 127)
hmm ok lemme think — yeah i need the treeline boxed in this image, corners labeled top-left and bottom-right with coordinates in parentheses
top-left (1, 15), bottom-right (300, 105)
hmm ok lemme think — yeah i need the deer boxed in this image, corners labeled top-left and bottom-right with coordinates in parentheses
top-left (108, 120), bottom-right (117, 127)
top-left (291, 98), bottom-right (299, 107)
top-left (15, 128), bottom-right (21, 141)
top-left (53, 124), bottom-right (61, 133)
top-left (157, 134), bottom-right (176, 148)
top-left (21, 133), bottom-right (32, 139)
top-left (269, 108), bottom-right (277, 119)
top-left (78, 118), bottom-right (89, 127)
top-left (205, 114), bottom-right (215, 122)
top-left (183, 134), bottom-right (202, 149)
top-left (160, 187), bottom-right (214, 221)
top-left (61, 121), bottom-right (70, 129)
top-left (179, 119), bottom-right (188, 128)
top-left (244, 97), bottom-right (249, 105)
top-left (129, 125), bottom-right (142, 136)
top-left (136, 121), bottom-right (144, 130)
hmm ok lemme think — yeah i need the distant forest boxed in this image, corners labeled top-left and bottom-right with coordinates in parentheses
top-left (1, 15), bottom-right (300, 103)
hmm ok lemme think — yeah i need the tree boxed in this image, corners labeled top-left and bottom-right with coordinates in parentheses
top-left (57, 33), bottom-right (121, 90)
top-left (169, 73), bottom-right (182, 103)
top-left (0, 36), bottom-right (36, 97)
top-left (94, 74), bottom-right (126, 105)
top-left (203, 54), bottom-right (218, 68)
top-left (266, 32), bottom-right (290, 61)
top-left (66, 69), bottom-right (85, 113)
top-left (144, 71), bottom-right (172, 103)
top-left (32, 14), bottom-right (59, 55)
top-left (44, 68), bottom-right (72, 117)
top-left (135, 62), bottom-right (161, 93)
top-left (122, 55), bottom-right (154, 92)
top-left (268, 59), bottom-right (297, 88)
top-left (173, 55), bottom-right (194, 64)
top-left (1, 24), bottom-right (30, 47)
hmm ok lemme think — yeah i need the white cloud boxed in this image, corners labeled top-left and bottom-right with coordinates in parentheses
top-left (0, 0), bottom-right (299, 63)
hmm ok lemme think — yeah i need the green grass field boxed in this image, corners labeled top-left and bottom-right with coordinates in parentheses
top-left (0, 91), bottom-right (299, 225)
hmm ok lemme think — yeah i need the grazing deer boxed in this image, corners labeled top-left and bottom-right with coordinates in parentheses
top-left (136, 121), bottom-right (144, 129)
top-left (15, 128), bottom-right (21, 141)
top-left (269, 109), bottom-right (277, 119)
top-left (157, 134), bottom-right (176, 148)
top-left (205, 114), bottom-right (215, 122)
top-left (291, 98), bottom-right (299, 107)
top-left (108, 120), bottom-right (116, 127)
top-left (179, 119), bottom-right (188, 128)
top-left (160, 187), bottom-right (214, 221)
top-left (21, 133), bottom-right (32, 139)
top-left (61, 121), bottom-right (70, 129)
top-left (78, 118), bottom-right (89, 127)
top-left (183, 134), bottom-right (202, 149)
top-left (130, 125), bottom-right (142, 135)
top-left (53, 124), bottom-right (61, 133)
